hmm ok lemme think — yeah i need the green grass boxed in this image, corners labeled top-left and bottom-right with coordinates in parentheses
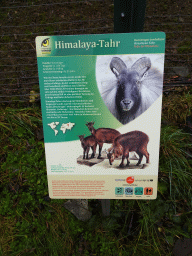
top-left (162, 91), bottom-right (192, 124)
top-left (0, 103), bottom-right (192, 255)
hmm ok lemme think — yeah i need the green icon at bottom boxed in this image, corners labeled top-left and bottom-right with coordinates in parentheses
top-left (134, 187), bottom-right (143, 195)
top-left (115, 187), bottom-right (124, 195)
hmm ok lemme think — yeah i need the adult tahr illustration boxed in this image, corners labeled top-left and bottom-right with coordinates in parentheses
top-left (96, 54), bottom-right (164, 124)
top-left (106, 130), bottom-right (149, 168)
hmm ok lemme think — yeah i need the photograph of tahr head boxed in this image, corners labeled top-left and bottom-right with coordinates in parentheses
top-left (96, 54), bottom-right (164, 125)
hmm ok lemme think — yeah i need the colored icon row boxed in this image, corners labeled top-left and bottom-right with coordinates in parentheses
top-left (115, 187), bottom-right (153, 195)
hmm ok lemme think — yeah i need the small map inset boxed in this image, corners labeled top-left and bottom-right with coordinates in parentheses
top-left (48, 122), bottom-right (75, 136)
top-left (60, 122), bottom-right (75, 134)
top-left (48, 122), bottom-right (60, 136)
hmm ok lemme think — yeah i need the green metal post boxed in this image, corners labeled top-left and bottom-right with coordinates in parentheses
top-left (114, 0), bottom-right (147, 33)
top-left (99, 0), bottom-right (147, 217)
top-left (100, 199), bottom-right (110, 217)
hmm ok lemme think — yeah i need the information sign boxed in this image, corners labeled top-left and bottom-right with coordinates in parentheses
top-left (36, 32), bottom-right (166, 199)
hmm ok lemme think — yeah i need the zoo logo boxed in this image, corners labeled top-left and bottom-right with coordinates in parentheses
top-left (41, 38), bottom-right (50, 47)
top-left (41, 38), bottom-right (51, 54)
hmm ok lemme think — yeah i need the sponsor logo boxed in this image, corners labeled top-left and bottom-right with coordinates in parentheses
top-left (126, 176), bottom-right (134, 184)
